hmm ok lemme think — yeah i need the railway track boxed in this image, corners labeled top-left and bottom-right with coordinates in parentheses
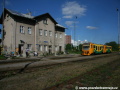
top-left (0, 52), bottom-right (120, 89)
top-left (0, 52), bottom-right (118, 72)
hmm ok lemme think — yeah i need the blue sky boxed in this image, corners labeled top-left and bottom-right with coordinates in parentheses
top-left (0, 0), bottom-right (120, 44)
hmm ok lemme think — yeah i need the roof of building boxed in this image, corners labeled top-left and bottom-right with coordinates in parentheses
top-left (56, 24), bottom-right (66, 29)
top-left (6, 8), bottom-right (34, 19)
top-left (0, 8), bottom-right (58, 24)
top-left (0, 8), bottom-right (66, 29)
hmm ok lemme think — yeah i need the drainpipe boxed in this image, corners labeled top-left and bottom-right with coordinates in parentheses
top-left (15, 21), bottom-right (17, 54)
top-left (34, 22), bottom-right (37, 51)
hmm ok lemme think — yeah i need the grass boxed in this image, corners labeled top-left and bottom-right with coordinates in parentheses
top-left (0, 55), bottom-right (6, 60)
top-left (57, 59), bottom-right (120, 90)
top-left (0, 54), bottom-right (120, 90)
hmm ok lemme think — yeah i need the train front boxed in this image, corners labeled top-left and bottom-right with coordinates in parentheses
top-left (82, 43), bottom-right (91, 55)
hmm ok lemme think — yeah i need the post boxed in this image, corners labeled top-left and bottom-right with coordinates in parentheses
top-left (117, 9), bottom-right (120, 53)
top-left (2, 0), bottom-right (5, 48)
top-left (74, 16), bottom-right (77, 49)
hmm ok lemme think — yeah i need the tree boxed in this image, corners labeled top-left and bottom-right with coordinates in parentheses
top-left (105, 41), bottom-right (119, 51)
top-left (65, 44), bottom-right (73, 51)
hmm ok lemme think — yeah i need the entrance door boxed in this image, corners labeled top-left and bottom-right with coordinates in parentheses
top-left (59, 46), bottom-right (62, 52)
top-left (49, 46), bottom-right (52, 54)
top-left (18, 44), bottom-right (23, 55)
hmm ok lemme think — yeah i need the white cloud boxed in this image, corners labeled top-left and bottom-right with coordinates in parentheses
top-left (63, 16), bottom-right (72, 19)
top-left (62, 1), bottom-right (87, 18)
top-left (86, 26), bottom-right (98, 30)
top-left (65, 21), bottom-right (79, 26)
top-left (65, 21), bottom-right (74, 26)
top-left (71, 39), bottom-right (88, 46)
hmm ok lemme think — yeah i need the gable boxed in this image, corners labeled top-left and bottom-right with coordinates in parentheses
top-left (34, 13), bottom-right (58, 24)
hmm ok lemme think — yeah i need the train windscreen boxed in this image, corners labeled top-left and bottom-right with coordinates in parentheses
top-left (83, 45), bottom-right (90, 50)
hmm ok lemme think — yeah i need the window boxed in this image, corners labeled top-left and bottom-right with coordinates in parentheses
top-left (96, 46), bottom-right (97, 50)
top-left (28, 27), bottom-right (31, 34)
top-left (60, 33), bottom-right (62, 38)
top-left (20, 26), bottom-right (24, 34)
top-left (38, 45), bottom-right (42, 51)
top-left (43, 18), bottom-right (48, 24)
top-left (83, 46), bottom-right (90, 50)
top-left (39, 29), bottom-right (42, 36)
top-left (44, 30), bottom-right (47, 36)
top-left (49, 31), bottom-right (52, 36)
top-left (44, 45), bottom-right (48, 52)
top-left (55, 46), bottom-right (57, 51)
top-left (27, 44), bottom-right (32, 50)
top-left (55, 33), bottom-right (57, 38)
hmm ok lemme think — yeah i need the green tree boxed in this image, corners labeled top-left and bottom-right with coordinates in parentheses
top-left (105, 41), bottom-right (119, 51)
top-left (65, 44), bottom-right (73, 51)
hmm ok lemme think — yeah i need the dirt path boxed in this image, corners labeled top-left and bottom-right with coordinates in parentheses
top-left (0, 54), bottom-right (120, 90)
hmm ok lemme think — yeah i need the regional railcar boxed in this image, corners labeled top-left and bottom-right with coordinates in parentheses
top-left (82, 43), bottom-right (112, 55)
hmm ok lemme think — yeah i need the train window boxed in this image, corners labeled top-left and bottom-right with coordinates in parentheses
top-left (101, 46), bottom-right (103, 49)
top-left (83, 46), bottom-right (90, 50)
top-left (94, 45), bottom-right (95, 48)
top-left (107, 47), bottom-right (111, 49)
top-left (96, 46), bottom-right (97, 50)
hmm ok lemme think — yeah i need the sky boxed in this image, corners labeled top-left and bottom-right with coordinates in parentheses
top-left (0, 0), bottom-right (120, 44)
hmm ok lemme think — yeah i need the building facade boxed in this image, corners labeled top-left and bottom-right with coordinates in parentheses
top-left (0, 8), bottom-right (65, 56)
top-left (65, 35), bottom-right (71, 44)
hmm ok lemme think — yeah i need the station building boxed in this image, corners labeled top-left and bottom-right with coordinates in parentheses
top-left (0, 8), bottom-right (66, 56)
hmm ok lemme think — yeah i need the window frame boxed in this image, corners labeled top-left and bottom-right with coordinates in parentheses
top-left (28, 27), bottom-right (32, 34)
top-left (44, 30), bottom-right (47, 36)
top-left (39, 29), bottom-right (42, 36)
top-left (20, 25), bottom-right (25, 34)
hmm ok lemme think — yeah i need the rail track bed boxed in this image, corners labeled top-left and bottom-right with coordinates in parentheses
top-left (0, 52), bottom-right (120, 90)
top-left (0, 53), bottom-right (116, 72)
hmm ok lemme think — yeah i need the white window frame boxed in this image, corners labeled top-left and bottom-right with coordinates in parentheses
top-left (39, 29), bottom-right (42, 36)
top-left (49, 31), bottom-right (52, 37)
top-left (28, 27), bottom-right (31, 34)
top-left (44, 45), bottom-right (48, 52)
top-left (43, 18), bottom-right (48, 24)
top-left (60, 33), bottom-right (62, 38)
top-left (27, 44), bottom-right (32, 50)
top-left (38, 45), bottom-right (42, 51)
top-left (44, 30), bottom-right (47, 36)
top-left (55, 46), bottom-right (57, 51)
top-left (55, 33), bottom-right (57, 38)
top-left (20, 26), bottom-right (24, 34)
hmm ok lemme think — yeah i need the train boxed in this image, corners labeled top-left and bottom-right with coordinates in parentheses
top-left (82, 42), bottom-right (112, 55)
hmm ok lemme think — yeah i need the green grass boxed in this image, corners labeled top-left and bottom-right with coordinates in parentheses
top-left (0, 55), bottom-right (6, 60)
top-left (70, 59), bottom-right (120, 88)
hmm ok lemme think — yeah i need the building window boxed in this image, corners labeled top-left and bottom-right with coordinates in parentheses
top-left (44, 30), bottom-right (47, 36)
top-left (43, 18), bottom-right (48, 24)
top-left (39, 29), bottom-right (42, 36)
top-left (20, 26), bottom-right (24, 34)
top-left (55, 46), bottom-right (57, 51)
top-left (38, 45), bottom-right (42, 51)
top-left (60, 33), bottom-right (62, 38)
top-left (55, 33), bottom-right (57, 38)
top-left (49, 31), bottom-right (52, 36)
top-left (27, 44), bottom-right (32, 50)
top-left (28, 27), bottom-right (31, 34)
top-left (44, 45), bottom-right (48, 52)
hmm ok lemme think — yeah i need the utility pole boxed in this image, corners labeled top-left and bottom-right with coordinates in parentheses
top-left (117, 8), bottom-right (120, 53)
top-left (74, 16), bottom-right (77, 49)
top-left (2, 0), bottom-right (5, 47)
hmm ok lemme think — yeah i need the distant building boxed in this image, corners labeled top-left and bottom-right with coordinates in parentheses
top-left (0, 8), bottom-right (66, 56)
top-left (65, 35), bottom-right (71, 44)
